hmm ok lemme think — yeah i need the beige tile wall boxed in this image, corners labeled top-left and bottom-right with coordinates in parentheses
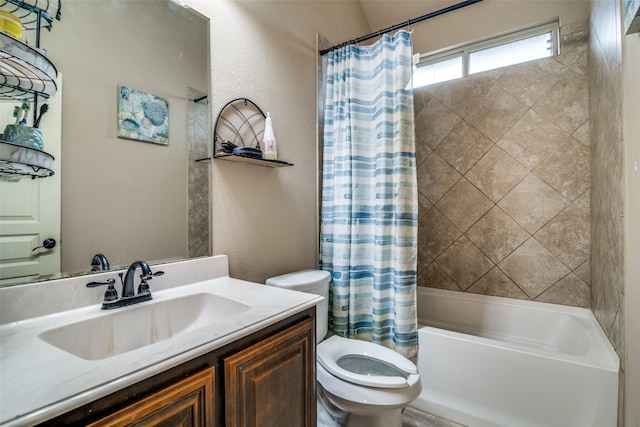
top-left (589, 0), bottom-right (625, 423)
top-left (188, 88), bottom-right (211, 259)
top-left (416, 21), bottom-right (591, 307)
top-left (589, 0), bottom-right (624, 359)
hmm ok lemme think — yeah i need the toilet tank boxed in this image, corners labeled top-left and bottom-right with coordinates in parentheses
top-left (265, 269), bottom-right (330, 343)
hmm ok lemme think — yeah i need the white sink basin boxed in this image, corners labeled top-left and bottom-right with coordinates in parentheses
top-left (38, 293), bottom-right (251, 360)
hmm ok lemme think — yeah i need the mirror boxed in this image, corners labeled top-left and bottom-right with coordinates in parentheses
top-left (0, 0), bottom-right (210, 286)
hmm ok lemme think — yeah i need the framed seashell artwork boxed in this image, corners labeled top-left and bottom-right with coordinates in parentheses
top-left (117, 85), bottom-right (169, 145)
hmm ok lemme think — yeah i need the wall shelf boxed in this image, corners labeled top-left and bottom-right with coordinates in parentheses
top-left (197, 154), bottom-right (293, 168)
top-left (209, 97), bottom-right (292, 168)
top-left (0, 32), bottom-right (56, 100)
top-left (0, 140), bottom-right (54, 179)
top-left (0, 0), bottom-right (61, 31)
top-left (0, 0), bottom-right (59, 179)
top-left (0, 0), bottom-right (60, 101)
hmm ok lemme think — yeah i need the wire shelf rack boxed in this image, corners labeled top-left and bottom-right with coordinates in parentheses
top-left (196, 97), bottom-right (292, 168)
top-left (0, 140), bottom-right (54, 179)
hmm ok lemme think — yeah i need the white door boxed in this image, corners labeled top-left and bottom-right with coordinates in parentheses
top-left (0, 80), bottom-right (62, 285)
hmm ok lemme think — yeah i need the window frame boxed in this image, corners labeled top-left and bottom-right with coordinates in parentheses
top-left (414, 20), bottom-right (560, 87)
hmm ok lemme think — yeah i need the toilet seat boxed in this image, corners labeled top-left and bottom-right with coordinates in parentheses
top-left (317, 362), bottom-right (421, 413)
top-left (317, 335), bottom-right (418, 389)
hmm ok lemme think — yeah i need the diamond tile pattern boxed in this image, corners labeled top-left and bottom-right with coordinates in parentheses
top-left (465, 146), bottom-right (529, 202)
top-left (435, 121), bottom-right (494, 174)
top-left (499, 238), bottom-right (571, 299)
top-left (436, 179), bottom-right (493, 232)
top-left (464, 85), bottom-right (529, 142)
top-left (535, 192), bottom-right (590, 270)
top-left (467, 267), bottom-right (529, 300)
top-left (534, 136), bottom-right (589, 201)
top-left (532, 69), bottom-right (589, 134)
top-left (498, 109), bottom-right (569, 170)
top-left (418, 208), bottom-right (461, 260)
top-left (417, 153), bottom-right (461, 204)
top-left (466, 206), bottom-right (529, 263)
top-left (418, 262), bottom-right (461, 292)
top-left (434, 74), bottom-right (494, 118)
top-left (437, 236), bottom-right (494, 290)
top-left (415, 97), bottom-right (461, 149)
top-left (498, 175), bottom-right (569, 234)
top-left (495, 58), bottom-right (566, 107)
top-left (414, 26), bottom-right (590, 307)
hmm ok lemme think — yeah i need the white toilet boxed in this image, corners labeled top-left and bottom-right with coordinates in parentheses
top-left (266, 270), bottom-right (421, 427)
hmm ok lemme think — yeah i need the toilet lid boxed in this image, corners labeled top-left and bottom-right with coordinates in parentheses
top-left (317, 335), bottom-right (418, 389)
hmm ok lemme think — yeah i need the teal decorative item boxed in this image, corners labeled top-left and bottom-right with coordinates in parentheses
top-left (19, 100), bottom-right (30, 125)
top-left (2, 124), bottom-right (44, 150)
top-left (117, 85), bottom-right (169, 145)
top-left (143, 101), bottom-right (168, 127)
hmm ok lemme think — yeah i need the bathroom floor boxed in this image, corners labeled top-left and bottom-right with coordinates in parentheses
top-left (402, 406), bottom-right (467, 427)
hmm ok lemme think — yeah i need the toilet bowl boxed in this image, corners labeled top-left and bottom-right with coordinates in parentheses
top-left (266, 270), bottom-right (421, 427)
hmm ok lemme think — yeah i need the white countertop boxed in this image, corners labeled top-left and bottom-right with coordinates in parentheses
top-left (0, 257), bottom-right (322, 427)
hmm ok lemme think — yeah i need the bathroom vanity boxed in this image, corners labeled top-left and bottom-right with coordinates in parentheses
top-left (44, 312), bottom-right (314, 426)
top-left (0, 255), bottom-right (321, 427)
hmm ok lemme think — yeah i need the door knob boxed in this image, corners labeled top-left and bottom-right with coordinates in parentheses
top-left (32, 238), bottom-right (57, 252)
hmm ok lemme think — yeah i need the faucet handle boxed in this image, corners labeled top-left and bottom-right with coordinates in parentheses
top-left (141, 270), bottom-right (165, 280)
top-left (137, 271), bottom-right (163, 294)
top-left (86, 278), bottom-right (116, 288)
top-left (138, 277), bottom-right (150, 294)
top-left (86, 278), bottom-right (119, 302)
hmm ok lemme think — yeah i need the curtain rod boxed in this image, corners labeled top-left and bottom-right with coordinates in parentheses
top-left (319, 0), bottom-right (484, 56)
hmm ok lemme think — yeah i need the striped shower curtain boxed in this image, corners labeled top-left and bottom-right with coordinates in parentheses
top-left (320, 30), bottom-right (418, 357)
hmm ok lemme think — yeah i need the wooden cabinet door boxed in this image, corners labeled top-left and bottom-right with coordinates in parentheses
top-left (225, 318), bottom-right (316, 427)
top-left (87, 366), bottom-right (215, 427)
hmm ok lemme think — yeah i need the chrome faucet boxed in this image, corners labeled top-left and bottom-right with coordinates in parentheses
top-left (86, 260), bottom-right (164, 309)
top-left (90, 253), bottom-right (110, 271)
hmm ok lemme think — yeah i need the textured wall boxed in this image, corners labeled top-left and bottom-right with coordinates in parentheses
top-left (190, 0), bottom-right (371, 283)
top-left (415, 21), bottom-right (590, 307)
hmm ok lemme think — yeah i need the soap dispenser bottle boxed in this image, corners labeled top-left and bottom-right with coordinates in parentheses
top-left (262, 112), bottom-right (277, 160)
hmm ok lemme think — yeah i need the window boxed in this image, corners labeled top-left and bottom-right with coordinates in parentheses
top-left (412, 21), bottom-right (559, 88)
top-left (412, 55), bottom-right (463, 88)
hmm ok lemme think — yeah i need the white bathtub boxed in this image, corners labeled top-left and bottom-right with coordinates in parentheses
top-left (411, 287), bottom-right (619, 427)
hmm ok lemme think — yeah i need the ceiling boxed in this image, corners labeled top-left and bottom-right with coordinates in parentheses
top-left (359, 0), bottom-right (464, 32)
top-left (356, 0), bottom-right (480, 54)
